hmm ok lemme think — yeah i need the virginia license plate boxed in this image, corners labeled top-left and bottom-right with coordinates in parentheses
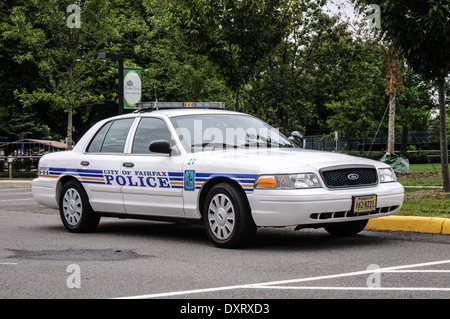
top-left (352, 195), bottom-right (377, 213)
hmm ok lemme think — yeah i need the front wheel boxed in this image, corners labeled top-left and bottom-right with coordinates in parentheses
top-left (59, 180), bottom-right (100, 233)
top-left (203, 183), bottom-right (256, 248)
top-left (324, 219), bottom-right (368, 236)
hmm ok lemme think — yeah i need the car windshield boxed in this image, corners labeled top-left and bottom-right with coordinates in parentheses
top-left (171, 114), bottom-right (293, 153)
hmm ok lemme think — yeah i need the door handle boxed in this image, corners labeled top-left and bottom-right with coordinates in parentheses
top-left (80, 161), bottom-right (90, 166)
top-left (122, 162), bottom-right (134, 168)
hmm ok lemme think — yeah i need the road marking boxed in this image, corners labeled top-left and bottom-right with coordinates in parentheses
top-left (251, 286), bottom-right (450, 291)
top-left (116, 259), bottom-right (450, 299)
top-left (0, 263), bottom-right (18, 265)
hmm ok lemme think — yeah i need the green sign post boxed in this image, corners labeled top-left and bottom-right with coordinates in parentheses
top-left (123, 67), bottom-right (142, 109)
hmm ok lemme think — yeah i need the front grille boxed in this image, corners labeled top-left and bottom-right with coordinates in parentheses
top-left (320, 166), bottom-right (378, 188)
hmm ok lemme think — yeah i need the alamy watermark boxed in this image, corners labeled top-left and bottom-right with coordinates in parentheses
top-left (366, 264), bottom-right (381, 288)
top-left (66, 264), bottom-right (81, 289)
top-left (365, 4), bottom-right (381, 30)
top-left (66, 4), bottom-right (81, 29)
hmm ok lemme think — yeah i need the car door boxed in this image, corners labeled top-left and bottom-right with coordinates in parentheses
top-left (77, 117), bottom-right (135, 214)
top-left (121, 116), bottom-right (186, 217)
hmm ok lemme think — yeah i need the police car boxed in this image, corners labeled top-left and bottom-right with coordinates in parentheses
top-left (32, 102), bottom-right (404, 248)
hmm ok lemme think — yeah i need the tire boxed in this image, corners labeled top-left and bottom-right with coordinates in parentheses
top-left (59, 180), bottom-right (100, 233)
top-left (324, 219), bottom-right (368, 236)
top-left (203, 183), bottom-right (256, 248)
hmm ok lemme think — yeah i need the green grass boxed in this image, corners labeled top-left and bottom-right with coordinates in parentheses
top-left (398, 164), bottom-right (449, 218)
top-left (408, 163), bottom-right (440, 174)
top-left (399, 187), bottom-right (450, 218)
top-left (398, 177), bottom-right (442, 187)
top-left (397, 163), bottom-right (442, 187)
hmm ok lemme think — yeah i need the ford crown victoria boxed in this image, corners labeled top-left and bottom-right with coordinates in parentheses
top-left (32, 102), bottom-right (404, 248)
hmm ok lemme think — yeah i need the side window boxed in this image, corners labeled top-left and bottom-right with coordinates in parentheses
top-left (132, 117), bottom-right (172, 154)
top-left (87, 122), bottom-right (112, 152)
top-left (87, 118), bottom-right (134, 153)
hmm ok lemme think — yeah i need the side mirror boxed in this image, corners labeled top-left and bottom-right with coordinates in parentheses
top-left (149, 140), bottom-right (171, 155)
top-left (289, 131), bottom-right (303, 147)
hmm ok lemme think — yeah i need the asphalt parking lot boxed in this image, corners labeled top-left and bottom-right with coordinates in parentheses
top-left (1, 187), bottom-right (449, 307)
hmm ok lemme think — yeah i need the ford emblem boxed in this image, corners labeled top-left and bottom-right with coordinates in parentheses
top-left (348, 173), bottom-right (359, 181)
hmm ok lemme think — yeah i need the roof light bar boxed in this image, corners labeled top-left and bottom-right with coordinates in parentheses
top-left (134, 101), bottom-right (225, 111)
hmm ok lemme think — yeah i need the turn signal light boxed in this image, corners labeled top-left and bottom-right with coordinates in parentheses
top-left (255, 176), bottom-right (277, 188)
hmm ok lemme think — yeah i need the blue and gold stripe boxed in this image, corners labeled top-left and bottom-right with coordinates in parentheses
top-left (39, 167), bottom-right (257, 192)
top-left (195, 173), bottom-right (257, 192)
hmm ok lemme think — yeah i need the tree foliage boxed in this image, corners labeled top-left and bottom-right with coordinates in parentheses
top-left (0, 0), bottom-right (440, 162)
top-left (165, 0), bottom-right (294, 111)
top-left (353, 0), bottom-right (450, 191)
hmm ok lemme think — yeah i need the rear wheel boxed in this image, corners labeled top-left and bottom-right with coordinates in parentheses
top-left (324, 219), bottom-right (368, 236)
top-left (59, 180), bottom-right (100, 233)
top-left (203, 183), bottom-right (256, 248)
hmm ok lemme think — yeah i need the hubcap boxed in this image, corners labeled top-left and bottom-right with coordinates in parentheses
top-left (207, 194), bottom-right (235, 240)
top-left (63, 188), bottom-right (82, 226)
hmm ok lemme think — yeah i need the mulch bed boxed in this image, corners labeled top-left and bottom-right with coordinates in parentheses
top-left (397, 172), bottom-right (440, 179)
top-left (396, 172), bottom-right (446, 201)
top-left (404, 189), bottom-right (449, 201)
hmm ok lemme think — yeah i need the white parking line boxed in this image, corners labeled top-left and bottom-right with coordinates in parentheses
top-left (251, 286), bottom-right (450, 291)
top-left (116, 260), bottom-right (450, 299)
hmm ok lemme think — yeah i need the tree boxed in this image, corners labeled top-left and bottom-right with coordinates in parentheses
top-left (243, 0), bottom-right (333, 134)
top-left (383, 48), bottom-right (402, 154)
top-left (396, 68), bottom-right (436, 154)
top-left (3, 0), bottom-right (130, 146)
top-left (353, 0), bottom-right (450, 191)
top-left (1, 0), bottom-right (233, 144)
top-left (165, 0), bottom-right (293, 111)
top-left (0, 0), bottom-right (55, 141)
top-left (140, 0), bottom-right (233, 104)
top-left (316, 26), bottom-right (388, 143)
top-left (7, 0), bottom-right (118, 148)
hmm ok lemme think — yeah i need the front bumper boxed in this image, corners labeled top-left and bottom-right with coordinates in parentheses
top-left (247, 182), bottom-right (404, 227)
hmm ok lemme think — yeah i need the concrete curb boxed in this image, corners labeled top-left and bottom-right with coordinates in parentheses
top-left (1, 180), bottom-right (449, 235)
top-left (0, 180), bottom-right (32, 188)
top-left (366, 215), bottom-right (450, 235)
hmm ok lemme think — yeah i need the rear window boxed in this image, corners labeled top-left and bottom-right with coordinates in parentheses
top-left (87, 118), bottom-right (134, 153)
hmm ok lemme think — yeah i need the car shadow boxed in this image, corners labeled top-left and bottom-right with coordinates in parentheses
top-left (250, 227), bottom-right (388, 251)
top-left (85, 218), bottom-right (389, 251)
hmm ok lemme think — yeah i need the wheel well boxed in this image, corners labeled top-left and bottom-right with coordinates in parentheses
top-left (198, 177), bottom-right (250, 217)
top-left (56, 176), bottom-right (82, 204)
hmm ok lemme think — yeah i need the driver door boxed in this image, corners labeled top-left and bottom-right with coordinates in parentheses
top-left (121, 117), bottom-right (186, 217)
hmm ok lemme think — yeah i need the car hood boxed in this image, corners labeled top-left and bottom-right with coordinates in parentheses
top-left (189, 148), bottom-right (385, 174)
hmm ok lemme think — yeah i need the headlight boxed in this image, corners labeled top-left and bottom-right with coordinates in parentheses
top-left (255, 173), bottom-right (321, 189)
top-left (379, 168), bottom-right (397, 182)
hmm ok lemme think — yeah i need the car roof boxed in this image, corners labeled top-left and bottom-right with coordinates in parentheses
top-left (110, 108), bottom-right (244, 120)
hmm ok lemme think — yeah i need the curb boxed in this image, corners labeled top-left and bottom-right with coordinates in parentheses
top-left (0, 180), bottom-right (32, 188)
top-left (366, 215), bottom-right (450, 235)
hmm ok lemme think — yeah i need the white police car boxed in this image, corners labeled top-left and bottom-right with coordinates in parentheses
top-left (32, 102), bottom-right (404, 248)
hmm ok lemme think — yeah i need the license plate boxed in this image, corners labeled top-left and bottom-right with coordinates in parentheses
top-left (352, 195), bottom-right (377, 213)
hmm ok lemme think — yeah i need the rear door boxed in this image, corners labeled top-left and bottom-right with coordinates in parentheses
top-left (77, 117), bottom-right (135, 213)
